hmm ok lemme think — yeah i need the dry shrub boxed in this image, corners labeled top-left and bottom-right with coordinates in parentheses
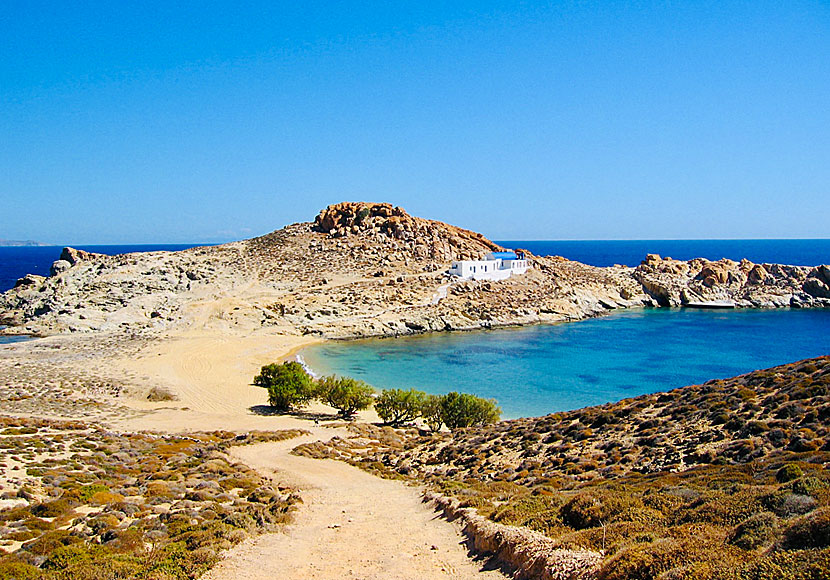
top-left (781, 507), bottom-right (830, 549)
top-left (730, 512), bottom-right (779, 550)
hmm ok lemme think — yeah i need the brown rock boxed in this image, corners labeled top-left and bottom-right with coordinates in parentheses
top-left (747, 264), bottom-right (769, 285)
top-left (60, 247), bottom-right (105, 266)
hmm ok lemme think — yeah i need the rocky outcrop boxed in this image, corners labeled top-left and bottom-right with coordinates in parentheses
top-left (804, 265), bottom-right (830, 299)
top-left (633, 254), bottom-right (823, 308)
top-left (60, 247), bottom-right (106, 266)
top-left (49, 260), bottom-right (72, 276)
top-left (313, 202), bottom-right (502, 261)
top-left (14, 274), bottom-right (45, 289)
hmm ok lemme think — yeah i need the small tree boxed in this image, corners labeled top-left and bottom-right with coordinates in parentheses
top-left (253, 361), bottom-right (313, 412)
top-left (421, 394), bottom-right (445, 432)
top-left (439, 392), bottom-right (501, 429)
top-left (376, 388), bottom-right (426, 426)
top-left (316, 375), bottom-right (375, 418)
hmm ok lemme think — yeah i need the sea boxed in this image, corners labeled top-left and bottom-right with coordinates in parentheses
top-left (2, 241), bottom-right (829, 418)
top-left (300, 308), bottom-right (830, 419)
top-left (495, 239), bottom-right (830, 268)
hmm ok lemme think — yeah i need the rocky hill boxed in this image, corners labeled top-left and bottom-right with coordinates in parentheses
top-left (1, 202), bottom-right (828, 338)
top-left (300, 356), bottom-right (830, 579)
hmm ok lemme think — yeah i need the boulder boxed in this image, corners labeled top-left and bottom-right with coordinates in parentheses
top-left (699, 262), bottom-right (732, 287)
top-left (747, 264), bottom-right (770, 285)
top-left (60, 247), bottom-right (105, 265)
top-left (803, 265), bottom-right (830, 299)
top-left (50, 260), bottom-right (71, 276)
top-left (14, 274), bottom-right (45, 288)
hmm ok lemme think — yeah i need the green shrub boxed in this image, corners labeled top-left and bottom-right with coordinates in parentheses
top-left (375, 388), bottom-right (426, 426)
top-left (22, 529), bottom-right (82, 556)
top-left (253, 361), bottom-right (314, 412)
top-left (0, 560), bottom-right (41, 580)
top-left (42, 543), bottom-right (95, 570)
top-left (31, 497), bottom-right (74, 518)
top-left (776, 464), bottom-right (804, 483)
top-left (439, 392), bottom-right (501, 429)
top-left (315, 376), bottom-right (375, 417)
top-left (422, 394), bottom-right (444, 431)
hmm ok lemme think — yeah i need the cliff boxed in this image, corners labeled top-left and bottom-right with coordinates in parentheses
top-left (1, 202), bottom-right (828, 337)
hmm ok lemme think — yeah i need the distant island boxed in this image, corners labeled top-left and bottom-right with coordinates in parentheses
top-left (0, 238), bottom-right (44, 247)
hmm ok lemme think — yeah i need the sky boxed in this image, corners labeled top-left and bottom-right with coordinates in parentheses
top-left (1, 1), bottom-right (828, 244)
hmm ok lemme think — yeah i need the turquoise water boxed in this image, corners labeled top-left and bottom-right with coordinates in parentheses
top-left (301, 308), bottom-right (830, 418)
top-left (0, 327), bottom-right (32, 344)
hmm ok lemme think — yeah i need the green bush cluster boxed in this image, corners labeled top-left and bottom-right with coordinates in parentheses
top-left (254, 363), bottom-right (501, 427)
top-left (253, 361), bottom-right (314, 412)
top-left (315, 375), bottom-right (375, 417)
top-left (375, 389), bottom-right (500, 430)
top-left (253, 362), bottom-right (374, 416)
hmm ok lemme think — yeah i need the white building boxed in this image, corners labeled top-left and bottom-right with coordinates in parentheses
top-left (448, 251), bottom-right (529, 281)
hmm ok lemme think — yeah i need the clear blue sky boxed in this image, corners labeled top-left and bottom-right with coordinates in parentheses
top-left (2, 1), bottom-right (828, 243)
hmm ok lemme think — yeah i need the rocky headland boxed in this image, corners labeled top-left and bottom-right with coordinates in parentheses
top-left (1, 202), bottom-right (828, 342)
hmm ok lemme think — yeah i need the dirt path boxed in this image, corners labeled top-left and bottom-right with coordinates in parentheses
top-left (202, 430), bottom-right (506, 580)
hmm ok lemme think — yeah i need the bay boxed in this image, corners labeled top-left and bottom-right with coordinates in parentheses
top-left (300, 308), bottom-right (830, 419)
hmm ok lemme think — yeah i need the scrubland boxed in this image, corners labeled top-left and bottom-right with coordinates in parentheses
top-left (0, 418), bottom-right (303, 580)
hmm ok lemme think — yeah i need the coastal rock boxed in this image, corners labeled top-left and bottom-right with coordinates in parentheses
top-left (14, 274), bottom-right (45, 288)
top-left (60, 247), bottom-right (106, 265)
top-left (699, 260), bottom-right (735, 287)
top-left (803, 265), bottom-right (830, 299)
top-left (50, 260), bottom-right (71, 276)
top-left (747, 264), bottom-right (770, 284)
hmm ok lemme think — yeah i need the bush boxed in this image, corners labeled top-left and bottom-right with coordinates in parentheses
top-left (375, 389), bottom-right (426, 426)
top-left (439, 392), bottom-right (501, 429)
top-left (422, 394), bottom-right (444, 431)
top-left (776, 464), bottom-right (803, 483)
top-left (781, 507), bottom-right (830, 549)
top-left (0, 560), bottom-right (41, 579)
top-left (253, 362), bottom-right (314, 412)
top-left (316, 376), bottom-right (375, 417)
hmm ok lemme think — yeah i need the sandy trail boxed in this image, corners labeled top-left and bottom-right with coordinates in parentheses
top-left (202, 431), bottom-right (506, 580)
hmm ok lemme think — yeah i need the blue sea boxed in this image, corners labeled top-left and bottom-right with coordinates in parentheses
top-left (495, 239), bottom-right (830, 268)
top-left (301, 308), bottom-right (830, 419)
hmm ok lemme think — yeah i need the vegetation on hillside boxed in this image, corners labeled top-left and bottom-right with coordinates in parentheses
top-left (294, 356), bottom-right (830, 579)
top-left (0, 417), bottom-right (304, 579)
